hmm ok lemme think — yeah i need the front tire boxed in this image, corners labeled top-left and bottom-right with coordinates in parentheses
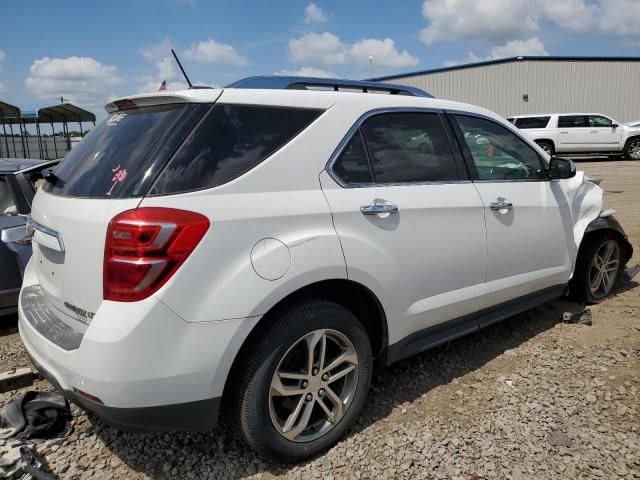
top-left (233, 300), bottom-right (372, 462)
top-left (571, 233), bottom-right (625, 304)
top-left (624, 137), bottom-right (640, 160)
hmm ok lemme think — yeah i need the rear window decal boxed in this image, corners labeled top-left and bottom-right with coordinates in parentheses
top-left (106, 164), bottom-right (128, 196)
top-left (106, 112), bottom-right (127, 126)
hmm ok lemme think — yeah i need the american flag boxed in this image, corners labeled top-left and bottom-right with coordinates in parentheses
top-left (158, 80), bottom-right (167, 92)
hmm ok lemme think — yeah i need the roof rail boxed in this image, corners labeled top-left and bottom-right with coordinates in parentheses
top-left (226, 75), bottom-right (433, 98)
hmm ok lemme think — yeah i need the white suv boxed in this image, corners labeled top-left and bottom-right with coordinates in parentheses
top-left (19, 77), bottom-right (633, 461)
top-left (507, 113), bottom-right (640, 159)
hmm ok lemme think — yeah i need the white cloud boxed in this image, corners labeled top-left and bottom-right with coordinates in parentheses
top-left (183, 39), bottom-right (248, 65)
top-left (421, 0), bottom-right (538, 44)
top-left (305, 3), bottom-right (328, 23)
top-left (24, 56), bottom-right (123, 108)
top-left (491, 37), bottom-right (549, 58)
top-left (139, 37), bottom-right (173, 63)
top-left (421, 0), bottom-right (640, 46)
top-left (594, 0), bottom-right (640, 35)
top-left (289, 32), bottom-right (418, 68)
top-left (0, 82), bottom-right (7, 94)
top-left (275, 66), bottom-right (336, 77)
top-left (0, 49), bottom-right (5, 72)
top-left (445, 37), bottom-right (549, 66)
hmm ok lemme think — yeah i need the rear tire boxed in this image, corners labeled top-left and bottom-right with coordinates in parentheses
top-left (536, 141), bottom-right (554, 156)
top-left (624, 137), bottom-right (640, 160)
top-left (232, 299), bottom-right (372, 462)
top-left (571, 233), bottom-right (625, 304)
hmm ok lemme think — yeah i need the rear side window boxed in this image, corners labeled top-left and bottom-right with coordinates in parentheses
top-left (150, 105), bottom-right (322, 195)
top-left (43, 104), bottom-right (208, 198)
top-left (359, 112), bottom-right (458, 184)
top-left (514, 116), bottom-right (550, 129)
top-left (558, 115), bottom-right (589, 128)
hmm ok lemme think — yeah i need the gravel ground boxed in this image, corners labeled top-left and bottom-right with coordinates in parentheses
top-left (1, 159), bottom-right (639, 479)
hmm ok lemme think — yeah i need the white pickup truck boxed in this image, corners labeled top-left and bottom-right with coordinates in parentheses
top-left (507, 113), bottom-right (640, 159)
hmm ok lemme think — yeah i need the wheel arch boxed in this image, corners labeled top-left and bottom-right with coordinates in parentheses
top-left (535, 138), bottom-right (555, 149)
top-left (221, 278), bottom-right (389, 403)
top-left (578, 215), bottom-right (633, 266)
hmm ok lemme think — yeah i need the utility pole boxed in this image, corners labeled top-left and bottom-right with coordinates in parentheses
top-left (368, 56), bottom-right (374, 79)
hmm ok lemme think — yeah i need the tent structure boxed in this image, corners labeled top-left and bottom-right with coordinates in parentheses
top-left (0, 100), bottom-right (96, 159)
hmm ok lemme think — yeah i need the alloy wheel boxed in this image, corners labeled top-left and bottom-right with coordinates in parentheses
top-left (268, 329), bottom-right (359, 442)
top-left (628, 140), bottom-right (640, 160)
top-left (588, 239), bottom-right (620, 299)
top-left (540, 144), bottom-right (552, 155)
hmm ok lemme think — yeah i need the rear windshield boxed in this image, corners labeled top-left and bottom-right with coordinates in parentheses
top-left (43, 103), bottom-right (209, 198)
top-left (149, 105), bottom-right (323, 195)
top-left (513, 116), bottom-right (550, 129)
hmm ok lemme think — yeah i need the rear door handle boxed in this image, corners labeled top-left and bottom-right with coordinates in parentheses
top-left (360, 203), bottom-right (398, 216)
top-left (560, 130), bottom-right (568, 134)
top-left (489, 199), bottom-right (513, 211)
top-left (590, 131), bottom-right (598, 134)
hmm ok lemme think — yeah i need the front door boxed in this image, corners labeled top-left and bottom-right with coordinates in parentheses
top-left (451, 113), bottom-right (573, 309)
top-left (320, 111), bottom-right (487, 344)
top-left (587, 115), bottom-right (623, 151)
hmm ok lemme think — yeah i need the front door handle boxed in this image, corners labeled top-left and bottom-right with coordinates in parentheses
top-left (360, 203), bottom-right (399, 216)
top-left (590, 131), bottom-right (598, 134)
top-left (560, 130), bottom-right (568, 134)
top-left (489, 199), bottom-right (513, 211)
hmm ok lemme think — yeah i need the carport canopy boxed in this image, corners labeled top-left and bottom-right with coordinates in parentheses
top-left (37, 103), bottom-right (96, 124)
top-left (0, 100), bottom-right (22, 123)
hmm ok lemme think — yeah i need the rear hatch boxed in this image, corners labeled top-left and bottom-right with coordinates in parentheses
top-left (28, 93), bottom-right (218, 330)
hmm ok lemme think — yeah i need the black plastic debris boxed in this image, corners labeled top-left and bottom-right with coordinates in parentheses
top-left (18, 446), bottom-right (55, 480)
top-left (624, 264), bottom-right (640, 282)
top-left (0, 391), bottom-right (71, 440)
top-left (562, 309), bottom-right (592, 326)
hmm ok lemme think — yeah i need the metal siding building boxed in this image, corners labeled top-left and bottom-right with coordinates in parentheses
top-left (372, 56), bottom-right (640, 123)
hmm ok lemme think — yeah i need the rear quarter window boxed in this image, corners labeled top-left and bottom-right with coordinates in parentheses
top-left (514, 116), bottom-right (551, 129)
top-left (149, 105), bottom-right (322, 195)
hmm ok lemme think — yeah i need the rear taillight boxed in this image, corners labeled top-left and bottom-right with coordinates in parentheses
top-left (103, 208), bottom-right (210, 302)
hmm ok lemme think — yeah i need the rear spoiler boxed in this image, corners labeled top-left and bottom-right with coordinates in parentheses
top-left (105, 89), bottom-right (222, 113)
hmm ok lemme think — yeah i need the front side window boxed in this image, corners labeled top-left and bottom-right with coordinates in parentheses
top-left (455, 115), bottom-right (546, 181)
top-left (151, 105), bottom-right (322, 195)
top-left (558, 115), bottom-right (589, 128)
top-left (514, 116), bottom-right (551, 129)
top-left (358, 112), bottom-right (459, 184)
top-left (589, 115), bottom-right (613, 127)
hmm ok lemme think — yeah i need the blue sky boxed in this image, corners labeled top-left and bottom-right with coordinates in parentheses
top-left (1, 0), bottom-right (639, 118)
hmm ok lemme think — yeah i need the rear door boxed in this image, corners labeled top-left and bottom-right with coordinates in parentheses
top-left (587, 115), bottom-right (623, 150)
top-left (321, 110), bottom-right (487, 344)
top-left (557, 115), bottom-right (591, 152)
top-left (27, 100), bottom-right (212, 331)
top-left (450, 112), bottom-right (572, 308)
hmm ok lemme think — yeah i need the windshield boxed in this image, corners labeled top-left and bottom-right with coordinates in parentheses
top-left (43, 103), bottom-right (210, 199)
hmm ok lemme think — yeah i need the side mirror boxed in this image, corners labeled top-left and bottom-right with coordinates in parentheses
top-left (548, 157), bottom-right (576, 180)
top-left (612, 123), bottom-right (619, 128)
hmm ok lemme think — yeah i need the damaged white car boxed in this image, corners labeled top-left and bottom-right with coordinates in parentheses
top-left (18, 76), bottom-right (633, 461)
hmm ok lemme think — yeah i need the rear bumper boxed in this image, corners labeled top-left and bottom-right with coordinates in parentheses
top-left (28, 351), bottom-right (220, 432)
top-left (18, 277), bottom-right (260, 432)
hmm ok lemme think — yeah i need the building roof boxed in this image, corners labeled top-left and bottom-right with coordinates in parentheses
top-left (370, 56), bottom-right (640, 81)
